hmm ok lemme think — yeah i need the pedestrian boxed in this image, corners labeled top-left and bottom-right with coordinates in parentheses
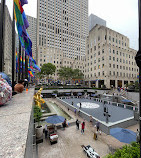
top-left (76, 119), bottom-right (79, 130)
top-left (72, 101), bottom-right (74, 106)
top-left (45, 124), bottom-right (48, 139)
top-left (74, 108), bottom-right (77, 115)
top-left (81, 121), bottom-right (85, 134)
top-left (14, 80), bottom-right (25, 93)
top-left (96, 120), bottom-right (100, 132)
top-left (136, 129), bottom-right (140, 143)
top-left (80, 102), bottom-right (82, 109)
top-left (62, 118), bottom-right (67, 129)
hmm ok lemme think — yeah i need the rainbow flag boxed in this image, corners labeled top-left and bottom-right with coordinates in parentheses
top-left (20, 55), bottom-right (22, 73)
top-left (16, 50), bottom-right (18, 73)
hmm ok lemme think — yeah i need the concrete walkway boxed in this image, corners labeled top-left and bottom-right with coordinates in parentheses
top-left (38, 98), bottom-right (139, 158)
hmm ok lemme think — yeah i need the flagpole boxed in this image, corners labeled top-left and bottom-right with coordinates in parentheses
top-left (18, 41), bottom-right (21, 81)
top-left (12, 2), bottom-right (15, 91)
top-left (25, 53), bottom-right (28, 79)
top-left (22, 47), bottom-right (24, 79)
top-left (0, 0), bottom-right (5, 72)
top-left (138, 0), bottom-right (141, 155)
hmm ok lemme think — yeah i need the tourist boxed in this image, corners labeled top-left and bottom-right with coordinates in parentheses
top-left (45, 124), bottom-right (48, 139)
top-left (90, 115), bottom-right (93, 123)
top-left (81, 121), bottom-right (85, 134)
top-left (24, 79), bottom-right (28, 88)
top-left (76, 119), bottom-right (79, 130)
top-left (14, 80), bottom-right (24, 93)
top-left (80, 102), bottom-right (82, 109)
top-left (136, 129), bottom-right (140, 143)
top-left (74, 108), bottom-right (77, 115)
top-left (96, 120), bottom-right (100, 132)
top-left (62, 118), bottom-right (67, 129)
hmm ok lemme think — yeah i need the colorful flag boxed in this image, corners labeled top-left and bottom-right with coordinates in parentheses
top-left (20, 0), bottom-right (28, 6)
top-left (14, 0), bottom-right (40, 74)
top-left (16, 50), bottom-right (18, 73)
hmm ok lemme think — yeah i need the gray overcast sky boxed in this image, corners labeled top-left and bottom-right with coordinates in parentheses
top-left (7, 0), bottom-right (138, 50)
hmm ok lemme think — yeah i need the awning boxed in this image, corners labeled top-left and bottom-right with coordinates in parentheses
top-left (122, 99), bottom-right (132, 103)
top-left (91, 94), bottom-right (97, 97)
top-left (78, 93), bottom-right (82, 96)
top-left (52, 94), bottom-right (56, 95)
top-left (65, 93), bottom-right (70, 95)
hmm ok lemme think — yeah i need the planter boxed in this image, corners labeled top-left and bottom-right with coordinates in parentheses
top-left (35, 125), bottom-right (43, 138)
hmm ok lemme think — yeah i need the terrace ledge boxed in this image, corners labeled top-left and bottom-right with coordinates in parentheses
top-left (0, 88), bottom-right (35, 158)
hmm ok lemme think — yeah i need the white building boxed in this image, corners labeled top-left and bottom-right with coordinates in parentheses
top-left (37, 0), bottom-right (88, 72)
top-left (89, 14), bottom-right (106, 31)
top-left (26, 15), bottom-right (37, 60)
top-left (85, 24), bottom-right (138, 88)
top-left (3, 4), bottom-right (12, 79)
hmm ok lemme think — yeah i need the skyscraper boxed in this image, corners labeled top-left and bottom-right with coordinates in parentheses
top-left (89, 14), bottom-right (106, 31)
top-left (37, 0), bottom-right (88, 70)
top-left (26, 15), bottom-right (37, 60)
top-left (0, 4), bottom-right (12, 78)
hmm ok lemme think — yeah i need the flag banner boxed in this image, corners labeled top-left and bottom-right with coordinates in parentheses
top-left (20, 0), bottom-right (28, 6)
top-left (16, 50), bottom-right (18, 73)
top-left (20, 55), bottom-right (22, 73)
top-left (14, 0), bottom-right (40, 74)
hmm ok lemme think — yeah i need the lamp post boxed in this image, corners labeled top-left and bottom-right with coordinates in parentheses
top-left (12, 3), bottom-right (15, 91)
top-left (135, 0), bottom-right (141, 155)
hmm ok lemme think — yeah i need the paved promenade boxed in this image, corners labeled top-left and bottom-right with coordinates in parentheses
top-left (38, 98), bottom-right (139, 158)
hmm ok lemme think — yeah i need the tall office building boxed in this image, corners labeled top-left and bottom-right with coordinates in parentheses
top-left (1, 4), bottom-right (12, 78)
top-left (89, 14), bottom-right (106, 31)
top-left (37, 0), bottom-right (88, 71)
top-left (27, 15), bottom-right (37, 60)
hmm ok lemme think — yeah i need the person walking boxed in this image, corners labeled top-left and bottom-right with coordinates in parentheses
top-left (81, 121), bottom-right (85, 134)
top-left (45, 124), bottom-right (48, 139)
top-left (76, 119), bottom-right (79, 130)
top-left (74, 108), bottom-right (77, 115)
top-left (96, 120), bottom-right (100, 132)
top-left (80, 102), bottom-right (82, 109)
top-left (136, 129), bottom-right (140, 143)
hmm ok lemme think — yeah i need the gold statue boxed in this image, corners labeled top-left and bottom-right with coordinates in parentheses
top-left (34, 86), bottom-right (45, 108)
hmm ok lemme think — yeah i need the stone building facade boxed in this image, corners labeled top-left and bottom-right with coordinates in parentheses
top-left (37, 0), bottom-right (88, 74)
top-left (85, 24), bottom-right (138, 88)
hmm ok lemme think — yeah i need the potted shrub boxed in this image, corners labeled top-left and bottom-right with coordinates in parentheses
top-left (34, 105), bottom-right (43, 138)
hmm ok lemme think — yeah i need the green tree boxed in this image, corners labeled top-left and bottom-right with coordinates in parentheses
top-left (41, 63), bottom-right (56, 77)
top-left (58, 67), bottom-right (84, 82)
top-left (72, 68), bottom-right (84, 80)
top-left (34, 105), bottom-right (42, 127)
top-left (106, 142), bottom-right (140, 158)
top-left (58, 67), bottom-right (73, 80)
top-left (135, 81), bottom-right (139, 90)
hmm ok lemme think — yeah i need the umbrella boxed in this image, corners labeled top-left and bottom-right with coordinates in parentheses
top-left (0, 77), bottom-right (12, 105)
top-left (122, 99), bottom-right (132, 103)
top-left (110, 128), bottom-right (136, 144)
top-left (45, 115), bottom-right (65, 124)
top-left (0, 72), bottom-right (12, 86)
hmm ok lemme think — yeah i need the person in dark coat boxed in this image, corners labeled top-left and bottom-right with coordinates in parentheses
top-left (76, 119), bottom-right (79, 130)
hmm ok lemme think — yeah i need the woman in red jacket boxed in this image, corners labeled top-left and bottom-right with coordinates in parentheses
top-left (81, 121), bottom-right (85, 134)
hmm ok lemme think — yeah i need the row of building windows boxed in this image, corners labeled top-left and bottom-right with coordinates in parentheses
top-left (86, 72), bottom-right (137, 78)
